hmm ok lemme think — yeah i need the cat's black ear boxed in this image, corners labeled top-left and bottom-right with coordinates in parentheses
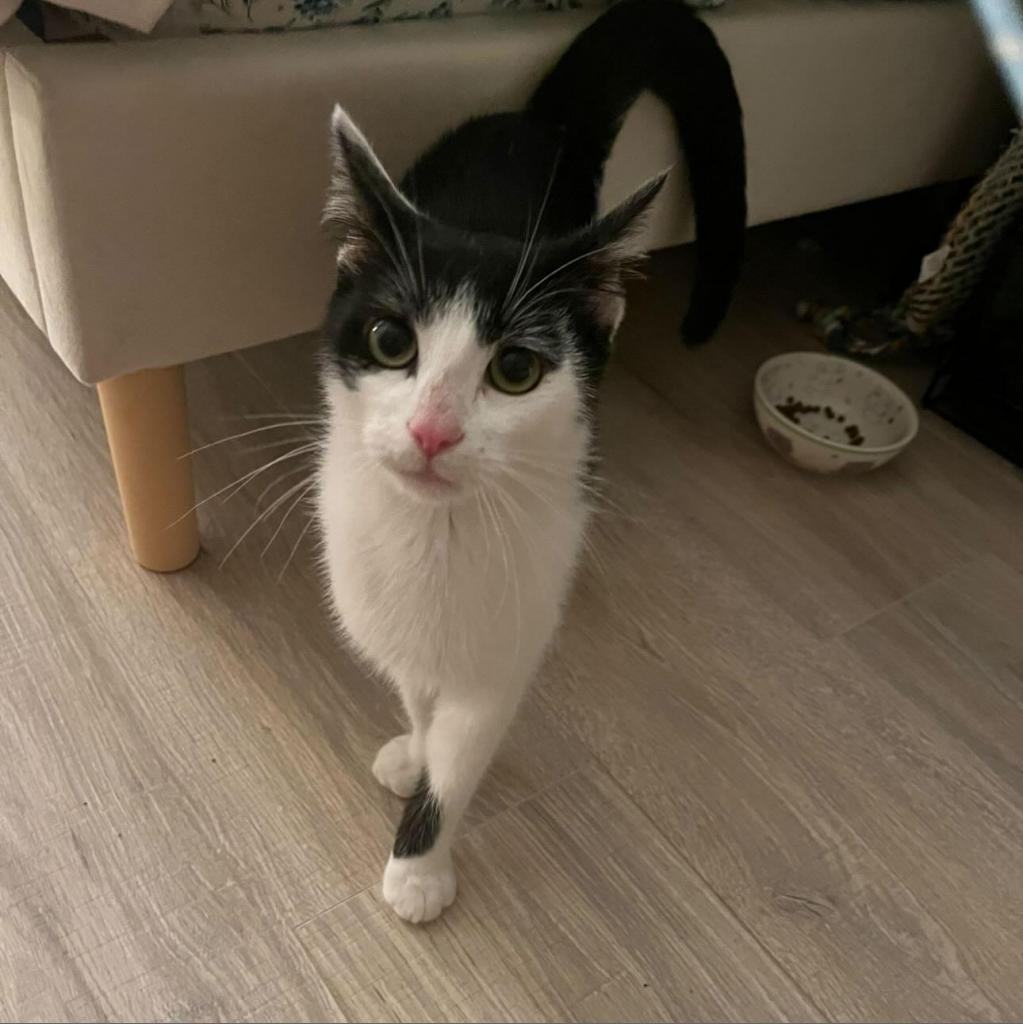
top-left (324, 105), bottom-right (418, 264)
top-left (587, 170), bottom-right (669, 262)
top-left (552, 171), bottom-right (669, 328)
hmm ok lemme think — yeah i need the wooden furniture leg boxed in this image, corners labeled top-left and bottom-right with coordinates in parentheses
top-left (97, 366), bottom-right (200, 572)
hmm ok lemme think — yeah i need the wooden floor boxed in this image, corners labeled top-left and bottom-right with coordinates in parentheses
top-left (2, 210), bottom-right (1022, 1023)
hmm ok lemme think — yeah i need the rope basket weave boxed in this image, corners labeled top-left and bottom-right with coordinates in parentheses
top-left (800, 130), bottom-right (1023, 356)
top-left (899, 128), bottom-right (1023, 335)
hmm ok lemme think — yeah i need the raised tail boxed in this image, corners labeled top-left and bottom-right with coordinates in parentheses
top-left (527, 0), bottom-right (746, 343)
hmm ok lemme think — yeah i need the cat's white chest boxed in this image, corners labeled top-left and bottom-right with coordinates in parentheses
top-left (318, 455), bottom-right (585, 692)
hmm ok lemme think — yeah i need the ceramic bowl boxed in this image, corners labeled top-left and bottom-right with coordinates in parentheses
top-left (754, 352), bottom-right (919, 474)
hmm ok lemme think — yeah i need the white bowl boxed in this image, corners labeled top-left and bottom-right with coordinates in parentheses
top-left (754, 352), bottom-right (919, 474)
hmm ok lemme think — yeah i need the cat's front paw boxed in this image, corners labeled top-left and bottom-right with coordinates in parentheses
top-left (372, 734), bottom-right (423, 798)
top-left (382, 851), bottom-right (456, 924)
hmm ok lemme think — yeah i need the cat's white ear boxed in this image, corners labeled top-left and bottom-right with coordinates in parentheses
top-left (324, 105), bottom-right (418, 262)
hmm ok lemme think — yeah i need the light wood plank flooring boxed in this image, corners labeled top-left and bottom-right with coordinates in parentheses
top-left (1, 209), bottom-right (1021, 1022)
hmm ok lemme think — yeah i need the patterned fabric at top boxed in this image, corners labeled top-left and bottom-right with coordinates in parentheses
top-left (28, 0), bottom-right (723, 41)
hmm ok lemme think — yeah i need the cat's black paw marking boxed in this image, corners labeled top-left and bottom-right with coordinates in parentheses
top-left (393, 772), bottom-right (442, 857)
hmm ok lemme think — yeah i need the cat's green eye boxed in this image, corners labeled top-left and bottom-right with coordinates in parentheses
top-left (488, 347), bottom-right (543, 395)
top-left (367, 318), bottom-right (417, 369)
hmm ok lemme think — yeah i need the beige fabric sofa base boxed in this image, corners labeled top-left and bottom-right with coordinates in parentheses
top-left (0, 0), bottom-right (1011, 384)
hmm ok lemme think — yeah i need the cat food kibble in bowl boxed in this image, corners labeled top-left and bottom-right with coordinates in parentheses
top-left (754, 352), bottom-right (919, 473)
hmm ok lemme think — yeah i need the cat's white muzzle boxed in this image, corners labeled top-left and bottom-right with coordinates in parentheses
top-left (381, 451), bottom-right (469, 503)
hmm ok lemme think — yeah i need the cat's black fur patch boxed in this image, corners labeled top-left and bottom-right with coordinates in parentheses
top-left (393, 773), bottom-right (442, 858)
top-left (323, 0), bottom-right (746, 388)
top-left (527, 0), bottom-right (746, 343)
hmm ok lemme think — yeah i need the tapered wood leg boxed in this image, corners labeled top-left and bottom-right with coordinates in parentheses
top-left (97, 366), bottom-right (200, 572)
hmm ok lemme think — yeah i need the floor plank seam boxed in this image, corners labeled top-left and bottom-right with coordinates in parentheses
top-left (291, 883), bottom-right (376, 932)
top-left (583, 759), bottom-right (830, 1023)
top-left (458, 763), bottom-right (588, 853)
top-left (834, 553), bottom-right (980, 640)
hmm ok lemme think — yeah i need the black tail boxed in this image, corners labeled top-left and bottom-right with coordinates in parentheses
top-left (528, 0), bottom-right (746, 343)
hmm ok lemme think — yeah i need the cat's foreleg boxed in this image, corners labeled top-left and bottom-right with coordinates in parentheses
top-left (373, 684), bottom-right (433, 799)
top-left (381, 687), bottom-right (520, 922)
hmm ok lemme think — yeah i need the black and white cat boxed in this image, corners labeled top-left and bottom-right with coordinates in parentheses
top-left (316, 0), bottom-right (744, 922)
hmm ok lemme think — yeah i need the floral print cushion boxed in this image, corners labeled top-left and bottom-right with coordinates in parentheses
top-left (207, 0), bottom-right (724, 32)
top-left (178, 0), bottom-right (719, 33)
top-left (32, 0), bottom-right (720, 41)
top-left (196, 0), bottom-right (592, 31)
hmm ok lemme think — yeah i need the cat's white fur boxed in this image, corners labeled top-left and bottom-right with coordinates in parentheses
top-left (317, 294), bottom-right (590, 922)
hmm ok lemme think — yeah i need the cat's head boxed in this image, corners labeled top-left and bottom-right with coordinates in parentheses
top-left (320, 105), bottom-right (663, 504)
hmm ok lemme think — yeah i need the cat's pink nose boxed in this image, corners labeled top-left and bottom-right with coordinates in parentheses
top-left (409, 417), bottom-right (464, 460)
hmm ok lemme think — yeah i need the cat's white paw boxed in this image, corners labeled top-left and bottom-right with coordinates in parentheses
top-left (372, 734), bottom-right (423, 798)
top-left (382, 851), bottom-right (456, 924)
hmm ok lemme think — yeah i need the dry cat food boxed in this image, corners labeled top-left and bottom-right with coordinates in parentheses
top-left (776, 396), bottom-right (864, 445)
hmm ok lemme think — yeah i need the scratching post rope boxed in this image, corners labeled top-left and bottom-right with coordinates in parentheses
top-left (800, 130), bottom-right (1023, 357)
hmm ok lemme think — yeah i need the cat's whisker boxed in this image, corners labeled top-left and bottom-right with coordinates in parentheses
top-left (361, 220), bottom-right (416, 298)
top-left (486, 477), bottom-right (588, 523)
top-left (472, 488), bottom-right (493, 574)
top-left (277, 514), bottom-right (315, 583)
top-left (493, 473), bottom-right (583, 558)
top-left (503, 472), bottom-right (594, 509)
top-left (407, 176), bottom-right (428, 299)
top-left (496, 451), bottom-right (583, 478)
top-left (381, 210), bottom-right (418, 302)
top-left (505, 189), bottom-right (545, 314)
top-left (494, 488), bottom-right (554, 593)
top-left (576, 522), bottom-right (610, 581)
top-left (361, 175), bottom-right (420, 302)
top-left (240, 434), bottom-right (320, 457)
top-left (486, 485), bottom-right (526, 661)
top-left (219, 443), bottom-right (320, 504)
top-left (479, 486), bottom-right (511, 613)
top-left (219, 475), bottom-right (314, 569)
top-left (226, 411), bottom-right (323, 421)
top-left (480, 489), bottom-right (513, 626)
top-left (498, 471), bottom-right (609, 582)
top-left (416, 220), bottom-right (426, 299)
top-left (506, 284), bottom-right (600, 327)
top-left (182, 420), bottom-right (321, 459)
top-left (496, 449), bottom-right (615, 493)
top-left (508, 243), bottom-right (612, 317)
top-left (487, 453), bottom-right (646, 526)
top-left (496, 470), bottom-right (574, 522)
top-left (168, 440), bottom-right (319, 528)
top-left (262, 480), bottom-right (316, 558)
top-left (488, 479), bottom-right (528, 537)
top-left (504, 202), bottom-right (535, 314)
top-left (482, 445), bottom-right (576, 471)
top-left (484, 457), bottom-right (588, 498)
top-left (254, 463), bottom-right (313, 508)
top-left (504, 144), bottom-right (561, 313)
